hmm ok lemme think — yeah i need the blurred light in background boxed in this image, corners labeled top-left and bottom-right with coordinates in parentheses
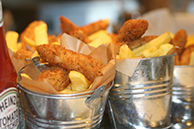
top-left (2, 0), bottom-right (194, 34)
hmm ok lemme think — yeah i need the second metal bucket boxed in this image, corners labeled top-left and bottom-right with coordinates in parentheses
top-left (171, 65), bottom-right (194, 129)
top-left (108, 55), bottom-right (174, 129)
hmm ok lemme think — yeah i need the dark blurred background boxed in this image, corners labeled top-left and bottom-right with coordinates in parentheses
top-left (2, 0), bottom-right (194, 34)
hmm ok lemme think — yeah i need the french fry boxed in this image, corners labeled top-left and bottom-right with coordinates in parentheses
top-left (143, 43), bottom-right (173, 57)
top-left (169, 32), bottom-right (174, 39)
top-left (68, 71), bottom-right (90, 91)
top-left (159, 44), bottom-right (174, 56)
top-left (116, 44), bottom-right (136, 59)
top-left (142, 46), bottom-right (157, 57)
top-left (185, 34), bottom-right (194, 48)
top-left (133, 32), bottom-right (171, 56)
top-left (5, 31), bottom-right (19, 52)
top-left (23, 36), bottom-right (36, 47)
top-left (34, 23), bottom-right (48, 45)
top-left (21, 21), bottom-right (48, 47)
top-left (189, 52), bottom-right (194, 65)
top-left (88, 30), bottom-right (112, 48)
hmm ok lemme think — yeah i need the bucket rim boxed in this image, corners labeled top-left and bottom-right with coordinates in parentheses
top-left (174, 65), bottom-right (194, 68)
top-left (17, 60), bottom-right (113, 99)
top-left (17, 83), bottom-right (111, 99)
top-left (117, 53), bottom-right (175, 62)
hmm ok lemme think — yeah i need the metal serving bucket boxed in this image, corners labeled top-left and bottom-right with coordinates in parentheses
top-left (171, 65), bottom-right (194, 129)
top-left (17, 63), bottom-right (112, 129)
top-left (108, 55), bottom-right (174, 129)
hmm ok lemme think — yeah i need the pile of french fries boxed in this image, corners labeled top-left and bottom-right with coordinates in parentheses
top-left (117, 32), bottom-right (173, 59)
top-left (5, 17), bottom-right (194, 94)
top-left (5, 19), bottom-right (112, 93)
top-left (116, 31), bottom-right (194, 66)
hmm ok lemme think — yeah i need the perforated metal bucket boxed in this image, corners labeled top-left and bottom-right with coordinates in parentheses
top-left (171, 65), bottom-right (194, 129)
top-left (108, 55), bottom-right (174, 129)
top-left (17, 63), bottom-right (112, 129)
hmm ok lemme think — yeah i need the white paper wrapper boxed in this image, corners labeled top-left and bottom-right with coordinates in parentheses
top-left (116, 59), bottom-right (141, 77)
top-left (61, 33), bottom-right (94, 55)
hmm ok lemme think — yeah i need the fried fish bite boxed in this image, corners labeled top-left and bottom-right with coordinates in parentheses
top-left (127, 35), bottom-right (158, 50)
top-left (59, 16), bottom-right (78, 34)
top-left (172, 29), bottom-right (187, 55)
top-left (117, 19), bottom-right (148, 42)
top-left (78, 19), bottom-right (109, 36)
top-left (38, 67), bottom-right (70, 91)
top-left (180, 45), bottom-right (194, 65)
top-left (169, 29), bottom-right (187, 65)
top-left (168, 47), bottom-right (181, 65)
top-left (59, 16), bottom-right (109, 43)
top-left (36, 44), bottom-right (104, 81)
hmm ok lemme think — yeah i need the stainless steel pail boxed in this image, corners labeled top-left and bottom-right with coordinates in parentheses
top-left (17, 63), bottom-right (112, 129)
top-left (171, 65), bottom-right (194, 129)
top-left (108, 55), bottom-right (174, 129)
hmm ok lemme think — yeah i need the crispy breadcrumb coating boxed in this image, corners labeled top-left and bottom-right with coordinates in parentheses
top-left (36, 44), bottom-right (104, 81)
top-left (172, 29), bottom-right (187, 55)
top-left (180, 45), bottom-right (194, 65)
top-left (59, 16), bottom-right (109, 43)
top-left (14, 49), bottom-right (33, 61)
top-left (117, 19), bottom-right (148, 42)
top-left (59, 16), bottom-right (78, 34)
top-left (38, 67), bottom-right (69, 91)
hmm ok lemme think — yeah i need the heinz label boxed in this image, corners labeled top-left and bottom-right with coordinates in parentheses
top-left (0, 87), bottom-right (19, 129)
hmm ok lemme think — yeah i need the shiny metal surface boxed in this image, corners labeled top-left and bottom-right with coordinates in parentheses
top-left (108, 55), bottom-right (174, 129)
top-left (17, 63), bottom-right (112, 129)
top-left (172, 65), bottom-right (194, 128)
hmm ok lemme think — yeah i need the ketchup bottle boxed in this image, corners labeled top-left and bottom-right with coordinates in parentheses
top-left (0, 2), bottom-right (19, 129)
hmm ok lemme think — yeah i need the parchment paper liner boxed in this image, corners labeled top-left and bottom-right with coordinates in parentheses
top-left (116, 58), bottom-right (141, 77)
top-left (11, 33), bottom-right (115, 94)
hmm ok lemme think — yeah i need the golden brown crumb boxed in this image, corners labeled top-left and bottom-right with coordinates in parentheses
top-left (117, 19), bottom-right (148, 42)
top-left (78, 19), bottom-right (109, 36)
top-left (59, 16), bottom-right (78, 34)
top-left (180, 45), bottom-right (194, 65)
top-left (36, 44), bottom-right (104, 81)
top-left (48, 34), bottom-right (59, 43)
top-left (172, 29), bottom-right (187, 55)
top-left (38, 67), bottom-right (69, 91)
top-left (14, 49), bottom-right (33, 62)
top-left (59, 16), bottom-right (109, 43)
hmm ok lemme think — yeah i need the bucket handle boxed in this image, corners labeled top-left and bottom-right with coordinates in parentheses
top-left (17, 57), bottom-right (41, 83)
top-left (85, 85), bottom-right (106, 109)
